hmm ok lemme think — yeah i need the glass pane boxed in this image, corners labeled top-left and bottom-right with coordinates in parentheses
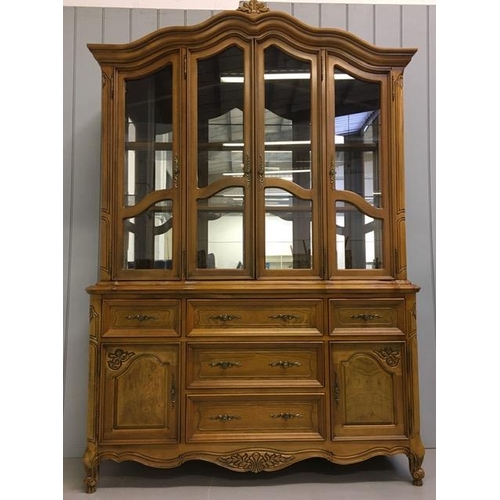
top-left (197, 188), bottom-right (244, 269)
top-left (334, 69), bottom-right (381, 206)
top-left (265, 188), bottom-right (312, 269)
top-left (198, 47), bottom-right (245, 187)
top-left (125, 65), bottom-right (174, 206)
top-left (264, 46), bottom-right (311, 189)
top-left (124, 201), bottom-right (173, 269)
top-left (336, 201), bottom-right (383, 269)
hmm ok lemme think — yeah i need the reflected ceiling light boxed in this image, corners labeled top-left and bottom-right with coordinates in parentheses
top-left (221, 73), bottom-right (354, 83)
top-left (222, 140), bottom-right (310, 147)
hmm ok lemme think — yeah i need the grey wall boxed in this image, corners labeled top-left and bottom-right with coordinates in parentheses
top-left (63, 3), bottom-right (436, 457)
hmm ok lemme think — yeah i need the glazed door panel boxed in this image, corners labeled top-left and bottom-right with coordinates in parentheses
top-left (331, 342), bottom-right (406, 438)
top-left (101, 344), bottom-right (179, 442)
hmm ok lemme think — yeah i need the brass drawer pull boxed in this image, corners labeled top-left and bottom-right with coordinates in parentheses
top-left (270, 412), bottom-right (303, 420)
top-left (349, 313), bottom-right (381, 321)
top-left (269, 361), bottom-right (302, 369)
top-left (208, 314), bottom-right (242, 322)
top-left (125, 314), bottom-right (156, 322)
top-left (269, 314), bottom-right (301, 321)
top-left (209, 414), bottom-right (241, 422)
top-left (209, 361), bottom-right (242, 369)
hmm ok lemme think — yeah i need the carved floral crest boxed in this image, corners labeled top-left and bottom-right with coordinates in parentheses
top-left (237, 0), bottom-right (270, 14)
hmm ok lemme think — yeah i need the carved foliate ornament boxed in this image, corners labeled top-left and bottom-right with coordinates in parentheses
top-left (107, 349), bottom-right (135, 370)
top-left (374, 347), bottom-right (401, 367)
top-left (218, 451), bottom-right (293, 472)
top-left (238, 0), bottom-right (270, 14)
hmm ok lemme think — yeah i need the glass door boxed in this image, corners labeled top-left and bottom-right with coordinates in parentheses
top-left (326, 61), bottom-right (390, 277)
top-left (187, 42), bottom-right (253, 278)
top-left (118, 56), bottom-right (181, 279)
top-left (255, 42), bottom-right (321, 278)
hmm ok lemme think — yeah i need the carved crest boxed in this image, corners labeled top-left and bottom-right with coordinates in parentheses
top-left (238, 0), bottom-right (270, 14)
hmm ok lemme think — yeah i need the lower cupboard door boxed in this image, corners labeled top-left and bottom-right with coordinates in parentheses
top-left (331, 342), bottom-right (407, 439)
top-left (101, 344), bottom-right (179, 443)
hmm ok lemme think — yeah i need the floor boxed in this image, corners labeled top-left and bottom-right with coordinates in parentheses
top-left (64, 448), bottom-right (436, 499)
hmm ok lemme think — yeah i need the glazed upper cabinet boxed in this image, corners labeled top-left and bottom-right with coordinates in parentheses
top-left (96, 12), bottom-right (410, 282)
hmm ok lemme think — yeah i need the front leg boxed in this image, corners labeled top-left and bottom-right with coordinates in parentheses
top-left (83, 442), bottom-right (99, 493)
top-left (407, 450), bottom-right (425, 486)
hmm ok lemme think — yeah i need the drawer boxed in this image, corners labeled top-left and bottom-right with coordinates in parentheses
top-left (329, 299), bottom-right (404, 334)
top-left (186, 299), bottom-right (323, 337)
top-left (102, 300), bottom-right (181, 337)
top-left (186, 394), bottom-right (325, 442)
top-left (187, 342), bottom-right (324, 388)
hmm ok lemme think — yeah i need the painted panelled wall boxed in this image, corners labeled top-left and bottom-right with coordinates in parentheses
top-left (63, 2), bottom-right (436, 457)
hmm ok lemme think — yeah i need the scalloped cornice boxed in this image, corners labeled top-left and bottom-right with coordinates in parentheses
top-left (88, 8), bottom-right (417, 71)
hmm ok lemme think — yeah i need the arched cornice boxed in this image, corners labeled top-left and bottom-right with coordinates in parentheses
top-left (88, 8), bottom-right (417, 72)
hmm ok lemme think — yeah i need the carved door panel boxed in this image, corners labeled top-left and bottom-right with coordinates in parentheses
top-left (331, 342), bottom-right (406, 439)
top-left (101, 344), bottom-right (179, 442)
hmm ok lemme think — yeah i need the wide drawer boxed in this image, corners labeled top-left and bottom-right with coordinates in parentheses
top-left (186, 342), bottom-right (324, 388)
top-left (186, 394), bottom-right (325, 442)
top-left (329, 299), bottom-right (404, 334)
top-left (186, 299), bottom-right (323, 337)
top-left (102, 299), bottom-right (181, 337)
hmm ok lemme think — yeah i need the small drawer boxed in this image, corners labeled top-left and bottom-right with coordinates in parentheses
top-left (186, 299), bottom-right (323, 337)
top-left (187, 342), bottom-right (324, 388)
top-left (186, 394), bottom-right (325, 442)
top-left (102, 299), bottom-right (180, 337)
top-left (329, 299), bottom-right (404, 335)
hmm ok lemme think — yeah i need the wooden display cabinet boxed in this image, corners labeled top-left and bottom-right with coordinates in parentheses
top-left (84, 1), bottom-right (424, 492)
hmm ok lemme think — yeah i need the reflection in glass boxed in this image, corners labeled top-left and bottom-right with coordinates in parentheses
top-left (125, 65), bottom-right (174, 205)
top-left (265, 189), bottom-right (312, 269)
top-left (124, 201), bottom-right (173, 269)
top-left (336, 201), bottom-right (382, 269)
top-left (334, 69), bottom-right (381, 206)
top-left (264, 46), bottom-right (311, 189)
top-left (197, 188), bottom-right (244, 269)
top-left (198, 47), bottom-right (244, 188)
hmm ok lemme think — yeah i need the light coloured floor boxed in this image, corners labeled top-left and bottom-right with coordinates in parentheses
top-left (64, 448), bottom-right (436, 499)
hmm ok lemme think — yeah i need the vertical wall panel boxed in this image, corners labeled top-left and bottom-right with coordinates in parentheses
top-left (374, 4), bottom-right (401, 47)
top-left (131, 8), bottom-right (159, 39)
top-left (402, 4), bottom-right (435, 449)
top-left (63, 6), bottom-right (103, 458)
top-left (63, 7), bottom-right (75, 401)
top-left (320, 4), bottom-right (347, 30)
top-left (347, 4), bottom-right (375, 43)
top-left (104, 7), bottom-right (130, 43)
top-left (293, 2), bottom-right (320, 26)
top-left (63, 4), bottom-right (436, 456)
top-left (159, 9), bottom-right (185, 28)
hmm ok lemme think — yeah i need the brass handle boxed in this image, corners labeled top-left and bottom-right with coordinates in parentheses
top-left (208, 314), bottom-right (241, 322)
top-left (257, 154), bottom-right (265, 187)
top-left (243, 153), bottom-right (251, 187)
top-left (209, 414), bottom-right (241, 422)
top-left (269, 314), bottom-right (301, 322)
top-left (173, 154), bottom-right (180, 188)
top-left (329, 154), bottom-right (336, 189)
top-left (270, 413), bottom-right (303, 420)
top-left (269, 361), bottom-right (302, 369)
top-left (170, 374), bottom-right (176, 410)
top-left (349, 313), bottom-right (381, 321)
top-left (334, 372), bottom-right (340, 409)
top-left (209, 361), bottom-right (242, 369)
top-left (125, 314), bottom-right (156, 322)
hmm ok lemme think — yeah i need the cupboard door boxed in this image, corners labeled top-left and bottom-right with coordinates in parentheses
top-left (118, 55), bottom-right (182, 280)
top-left (255, 42), bottom-right (322, 277)
top-left (101, 344), bottom-right (179, 443)
top-left (331, 342), bottom-right (406, 439)
top-left (188, 41), bottom-right (254, 278)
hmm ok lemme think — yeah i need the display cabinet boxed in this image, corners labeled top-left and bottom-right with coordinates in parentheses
top-left (84, 1), bottom-right (424, 492)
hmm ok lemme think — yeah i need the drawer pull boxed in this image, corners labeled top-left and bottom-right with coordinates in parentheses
top-left (270, 412), bottom-right (303, 420)
top-left (209, 414), bottom-right (241, 422)
top-left (208, 314), bottom-right (242, 322)
top-left (269, 361), bottom-right (302, 369)
top-left (125, 314), bottom-right (156, 322)
top-left (349, 313), bottom-right (381, 321)
top-left (269, 314), bottom-right (301, 322)
top-left (209, 361), bottom-right (242, 369)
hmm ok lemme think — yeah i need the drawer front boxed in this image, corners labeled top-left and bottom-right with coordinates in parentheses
top-left (329, 299), bottom-right (404, 334)
top-left (102, 300), bottom-right (181, 337)
top-left (186, 394), bottom-right (324, 442)
top-left (187, 342), bottom-right (324, 388)
top-left (186, 299), bottom-right (323, 337)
